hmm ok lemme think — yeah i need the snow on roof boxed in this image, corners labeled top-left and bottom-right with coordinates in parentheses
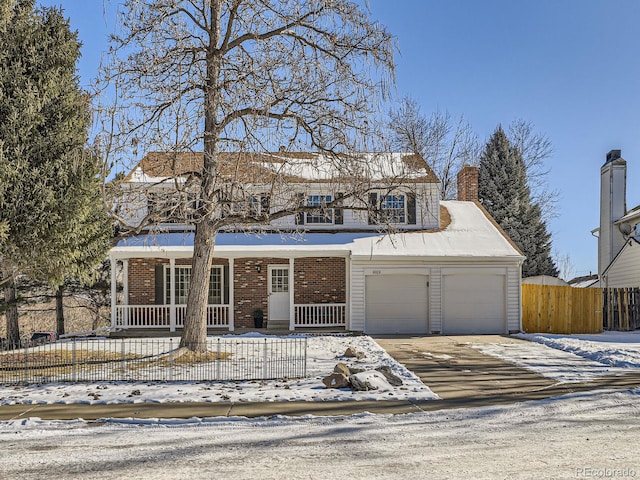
top-left (124, 151), bottom-right (439, 184)
top-left (111, 201), bottom-right (523, 261)
top-left (348, 201), bottom-right (523, 260)
top-left (570, 278), bottom-right (600, 288)
top-left (616, 204), bottom-right (640, 225)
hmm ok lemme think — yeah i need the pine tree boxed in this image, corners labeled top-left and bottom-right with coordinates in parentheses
top-left (478, 126), bottom-right (557, 278)
top-left (0, 1), bottom-right (112, 345)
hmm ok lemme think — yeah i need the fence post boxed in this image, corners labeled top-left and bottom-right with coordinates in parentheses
top-left (121, 339), bottom-right (126, 382)
top-left (23, 343), bottom-right (28, 384)
top-left (72, 338), bottom-right (77, 382)
top-left (263, 338), bottom-right (268, 379)
top-left (216, 339), bottom-right (221, 380)
top-left (169, 338), bottom-right (174, 382)
top-left (304, 337), bottom-right (308, 378)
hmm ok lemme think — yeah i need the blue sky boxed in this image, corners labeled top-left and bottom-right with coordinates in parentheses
top-left (39, 0), bottom-right (640, 277)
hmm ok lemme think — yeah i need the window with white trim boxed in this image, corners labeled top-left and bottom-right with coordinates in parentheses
top-left (148, 191), bottom-right (199, 223)
top-left (306, 195), bottom-right (333, 224)
top-left (164, 266), bottom-right (223, 304)
top-left (220, 194), bottom-right (268, 219)
top-left (270, 267), bottom-right (289, 293)
top-left (381, 194), bottom-right (406, 224)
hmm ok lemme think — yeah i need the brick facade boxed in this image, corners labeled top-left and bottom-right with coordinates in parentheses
top-left (457, 164), bottom-right (479, 202)
top-left (126, 256), bottom-right (346, 329)
top-left (232, 257), bottom-right (288, 328)
top-left (293, 257), bottom-right (346, 304)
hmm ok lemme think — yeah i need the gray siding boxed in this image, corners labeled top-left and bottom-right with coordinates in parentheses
top-left (605, 242), bottom-right (640, 287)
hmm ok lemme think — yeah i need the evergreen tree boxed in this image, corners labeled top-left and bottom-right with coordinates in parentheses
top-left (478, 126), bottom-right (557, 278)
top-left (0, 0), bottom-right (112, 345)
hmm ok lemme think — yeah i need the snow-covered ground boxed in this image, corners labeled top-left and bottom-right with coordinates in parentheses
top-left (2, 331), bottom-right (640, 405)
top-left (0, 335), bottom-right (438, 405)
top-left (3, 332), bottom-right (640, 478)
top-left (2, 388), bottom-right (640, 479)
top-left (473, 331), bottom-right (640, 382)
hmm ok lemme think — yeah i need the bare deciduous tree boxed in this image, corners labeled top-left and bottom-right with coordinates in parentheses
top-left (388, 97), bottom-right (479, 200)
top-left (552, 251), bottom-right (576, 282)
top-left (95, 0), bottom-right (401, 350)
top-left (508, 118), bottom-right (558, 222)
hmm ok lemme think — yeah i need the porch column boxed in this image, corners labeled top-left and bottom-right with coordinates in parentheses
top-left (122, 259), bottom-right (129, 305)
top-left (345, 255), bottom-right (350, 330)
top-left (169, 258), bottom-right (176, 332)
top-left (228, 258), bottom-right (234, 331)
top-left (110, 255), bottom-right (117, 330)
top-left (122, 259), bottom-right (129, 328)
top-left (289, 257), bottom-right (295, 331)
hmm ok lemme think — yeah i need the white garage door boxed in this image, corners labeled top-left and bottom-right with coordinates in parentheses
top-left (442, 274), bottom-right (505, 334)
top-left (365, 274), bottom-right (429, 334)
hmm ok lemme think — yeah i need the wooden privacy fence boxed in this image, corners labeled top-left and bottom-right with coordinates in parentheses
top-left (522, 284), bottom-right (603, 334)
top-left (603, 287), bottom-right (640, 331)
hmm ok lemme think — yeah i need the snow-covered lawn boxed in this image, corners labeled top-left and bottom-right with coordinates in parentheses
top-left (0, 334), bottom-right (437, 405)
top-left (3, 332), bottom-right (640, 478)
top-left (3, 331), bottom-right (640, 405)
top-left (472, 331), bottom-right (640, 382)
top-left (2, 389), bottom-right (640, 479)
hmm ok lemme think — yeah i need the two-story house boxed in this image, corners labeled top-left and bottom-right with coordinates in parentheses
top-left (108, 152), bottom-right (524, 335)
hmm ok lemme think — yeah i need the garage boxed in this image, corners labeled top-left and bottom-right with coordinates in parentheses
top-left (365, 274), bottom-right (429, 334)
top-left (442, 274), bottom-right (506, 334)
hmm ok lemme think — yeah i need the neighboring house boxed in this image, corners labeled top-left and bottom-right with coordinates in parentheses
top-left (568, 274), bottom-right (599, 288)
top-left (109, 153), bottom-right (524, 335)
top-left (595, 150), bottom-right (640, 288)
top-left (522, 276), bottom-right (569, 287)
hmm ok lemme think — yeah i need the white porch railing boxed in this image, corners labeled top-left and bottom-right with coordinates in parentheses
top-left (175, 305), bottom-right (230, 328)
top-left (294, 303), bottom-right (346, 328)
top-left (115, 305), bottom-right (230, 330)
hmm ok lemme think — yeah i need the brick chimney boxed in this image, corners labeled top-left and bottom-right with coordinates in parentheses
top-left (457, 165), bottom-right (479, 201)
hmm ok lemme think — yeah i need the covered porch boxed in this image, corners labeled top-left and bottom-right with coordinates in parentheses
top-left (109, 233), bottom-right (352, 333)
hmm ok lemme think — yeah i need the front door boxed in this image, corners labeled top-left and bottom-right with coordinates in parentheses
top-left (268, 265), bottom-right (290, 321)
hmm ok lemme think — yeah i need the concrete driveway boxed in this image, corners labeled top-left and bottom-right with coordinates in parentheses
top-left (373, 335), bottom-right (555, 400)
top-left (373, 334), bottom-right (640, 404)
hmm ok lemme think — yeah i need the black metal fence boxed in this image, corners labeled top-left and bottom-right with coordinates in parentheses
top-left (603, 287), bottom-right (640, 331)
top-left (0, 336), bottom-right (308, 385)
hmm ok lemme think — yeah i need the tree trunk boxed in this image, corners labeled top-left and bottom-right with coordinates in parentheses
top-left (179, 220), bottom-right (215, 352)
top-left (92, 304), bottom-right (99, 331)
top-left (55, 285), bottom-right (65, 336)
top-left (177, 0), bottom-right (222, 352)
top-left (4, 279), bottom-right (20, 348)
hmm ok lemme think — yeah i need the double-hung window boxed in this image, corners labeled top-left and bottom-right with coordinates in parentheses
top-left (381, 194), bottom-right (406, 224)
top-left (148, 191), bottom-right (199, 223)
top-left (306, 194), bottom-right (333, 224)
top-left (165, 266), bottom-right (224, 304)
